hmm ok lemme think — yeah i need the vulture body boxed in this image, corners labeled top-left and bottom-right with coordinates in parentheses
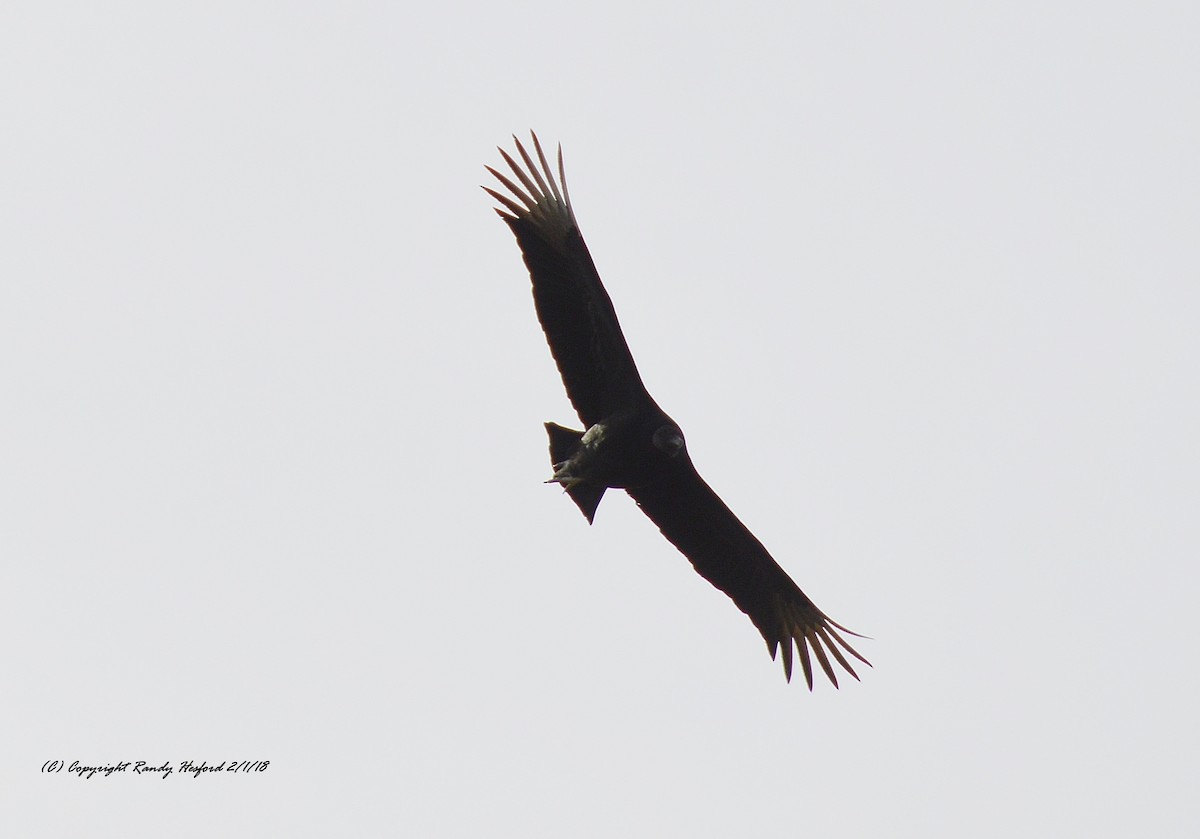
top-left (485, 134), bottom-right (869, 689)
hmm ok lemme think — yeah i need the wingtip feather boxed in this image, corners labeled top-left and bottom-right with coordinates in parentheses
top-left (807, 633), bottom-right (839, 689)
top-left (796, 638), bottom-right (815, 691)
top-left (774, 639), bottom-right (793, 683)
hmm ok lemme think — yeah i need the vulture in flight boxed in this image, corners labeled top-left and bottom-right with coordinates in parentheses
top-left (485, 133), bottom-right (870, 689)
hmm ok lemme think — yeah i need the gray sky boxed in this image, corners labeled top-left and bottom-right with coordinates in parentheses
top-left (3, 2), bottom-right (1197, 836)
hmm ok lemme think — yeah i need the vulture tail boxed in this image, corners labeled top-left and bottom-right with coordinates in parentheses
top-left (544, 422), bottom-right (606, 524)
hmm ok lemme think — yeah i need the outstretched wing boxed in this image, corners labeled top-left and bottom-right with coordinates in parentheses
top-left (626, 468), bottom-right (871, 689)
top-left (485, 133), bottom-right (649, 427)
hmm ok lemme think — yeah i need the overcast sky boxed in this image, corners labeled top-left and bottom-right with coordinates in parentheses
top-left (3, 2), bottom-right (1198, 836)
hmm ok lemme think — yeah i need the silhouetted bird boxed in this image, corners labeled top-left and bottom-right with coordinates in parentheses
top-left (485, 133), bottom-right (870, 688)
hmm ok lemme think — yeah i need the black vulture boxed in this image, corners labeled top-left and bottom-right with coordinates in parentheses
top-left (485, 133), bottom-right (870, 689)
